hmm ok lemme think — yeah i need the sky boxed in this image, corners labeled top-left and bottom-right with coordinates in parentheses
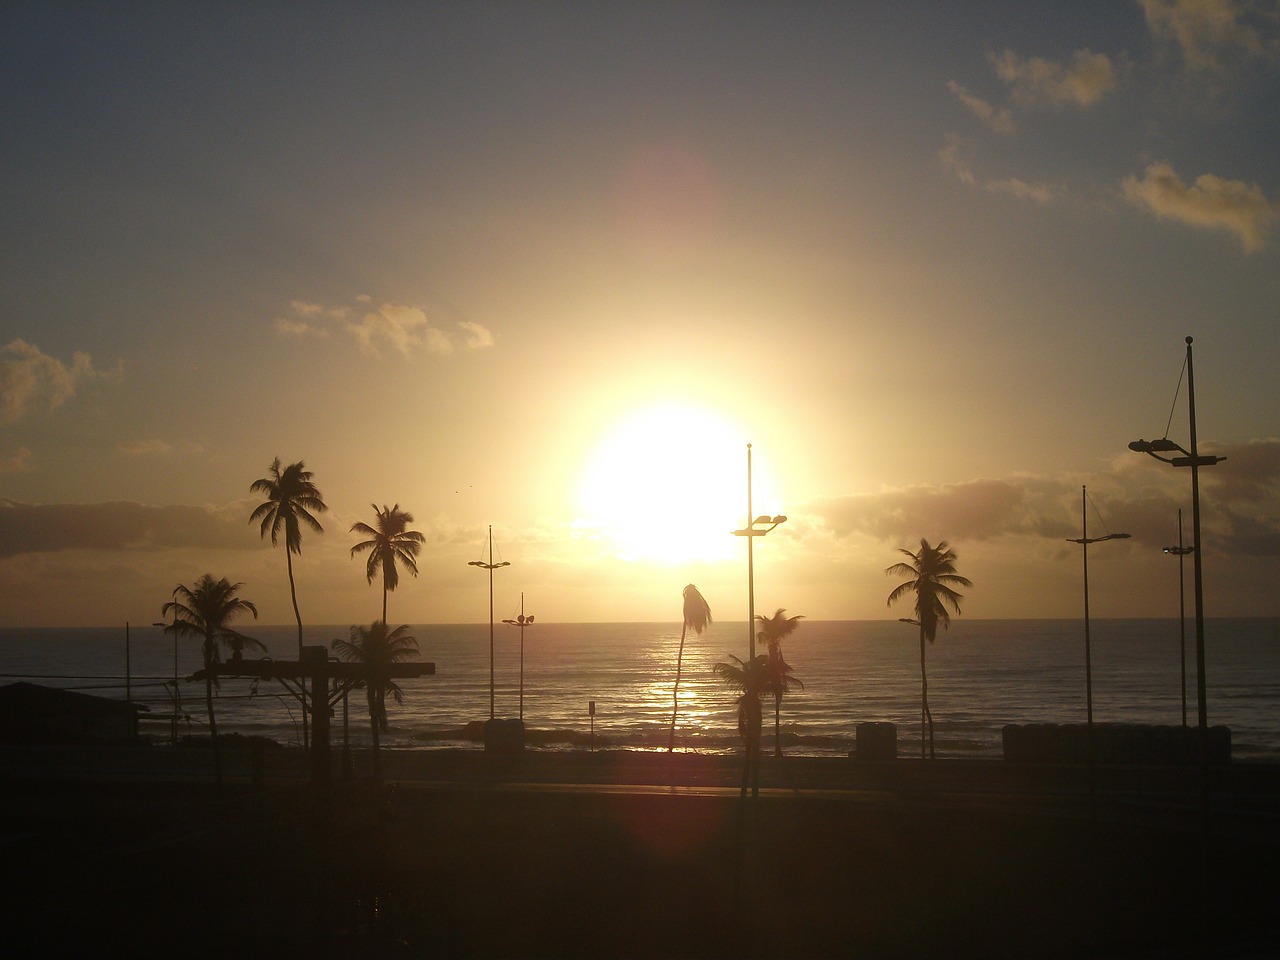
top-left (2, 1), bottom-right (1279, 630)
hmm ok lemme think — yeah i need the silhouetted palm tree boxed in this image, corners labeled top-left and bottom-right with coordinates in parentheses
top-left (249, 458), bottom-right (327, 658)
top-left (714, 653), bottom-right (770, 797)
top-left (162, 575), bottom-right (258, 786)
top-left (668, 583), bottom-right (712, 752)
top-left (757, 608), bottom-right (804, 757)
top-left (886, 539), bottom-right (971, 759)
top-left (332, 621), bottom-right (420, 778)
top-left (350, 504), bottom-right (425, 623)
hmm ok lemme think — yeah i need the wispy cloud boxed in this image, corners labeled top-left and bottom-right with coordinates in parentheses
top-left (0, 499), bottom-right (253, 557)
top-left (1140, 0), bottom-right (1280, 71)
top-left (273, 299), bottom-right (494, 359)
top-left (1, 339), bottom-right (118, 425)
top-left (0, 447), bottom-right (34, 474)
top-left (1121, 161), bottom-right (1276, 251)
top-left (939, 136), bottom-right (1058, 204)
top-left (991, 48), bottom-right (1117, 107)
top-left (946, 80), bottom-right (1016, 134)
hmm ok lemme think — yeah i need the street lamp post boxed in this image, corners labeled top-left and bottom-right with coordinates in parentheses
top-left (1164, 509), bottom-right (1194, 728)
top-left (732, 443), bottom-right (787, 662)
top-left (1129, 337), bottom-right (1224, 740)
top-left (503, 594), bottom-right (535, 720)
top-left (1066, 485), bottom-right (1129, 802)
top-left (469, 524), bottom-right (510, 720)
top-left (732, 443), bottom-right (786, 799)
top-left (153, 616), bottom-right (179, 745)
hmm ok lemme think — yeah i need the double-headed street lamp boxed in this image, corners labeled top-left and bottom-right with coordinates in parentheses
top-left (1129, 337), bottom-right (1224, 738)
top-left (502, 593), bottom-right (535, 720)
top-left (732, 444), bottom-right (787, 663)
top-left (153, 616), bottom-right (180, 745)
top-left (469, 524), bottom-right (510, 721)
top-left (732, 443), bottom-right (785, 800)
top-left (1066, 485), bottom-right (1129, 790)
top-left (1164, 510), bottom-right (1194, 728)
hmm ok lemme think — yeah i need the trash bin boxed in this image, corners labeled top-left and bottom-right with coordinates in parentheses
top-left (855, 722), bottom-right (897, 762)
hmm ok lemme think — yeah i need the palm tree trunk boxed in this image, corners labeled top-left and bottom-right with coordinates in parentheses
top-left (369, 689), bottom-right (381, 779)
top-left (919, 626), bottom-right (928, 760)
top-left (668, 624), bottom-right (688, 752)
top-left (286, 549), bottom-right (310, 750)
top-left (203, 640), bottom-right (222, 789)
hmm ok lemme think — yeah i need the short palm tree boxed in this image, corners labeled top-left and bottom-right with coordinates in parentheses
top-left (350, 504), bottom-right (425, 623)
top-left (714, 653), bottom-right (770, 798)
top-left (249, 458), bottom-right (327, 658)
top-left (332, 620), bottom-right (420, 778)
top-left (668, 583), bottom-right (712, 752)
top-left (757, 608), bottom-right (804, 757)
top-left (162, 575), bottom-right (259, 786)
top-left (886, 539), bottom-right (972, 759)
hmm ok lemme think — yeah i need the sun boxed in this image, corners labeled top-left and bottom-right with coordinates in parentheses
top-left (576, 402), bottom-right (777, 564)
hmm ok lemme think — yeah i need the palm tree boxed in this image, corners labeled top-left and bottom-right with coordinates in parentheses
top-left (756, 608), bottom-right (804, 758)
top-left (161, 575), bottom-right (259, 786)
top-left (886, 539), bottom-right (972, 759)
top-left (668, 583), bottom-right (712, 752)
top-left (714, 653), bottom-right (770, 798)
top-left (249, 458), bottom-right (327, 658)
top-left (332, 621), bottom-right (420, 778)
top-left (349, 504), bottom-right (425, 623)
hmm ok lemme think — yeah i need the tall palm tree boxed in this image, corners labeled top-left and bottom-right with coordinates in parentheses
top-left (161, 575), bottom-right (258, 787)
top-left (714, 653), bottom-right (770, 798)
top-left (757, 608), bottom-right (804, 757)
top-left (332, 621), bottom-right (420, 778)
top-left (886, 539), bottom-right (972, 759)
top-left (349, 504), bottom-right (425, 623)
top-left (249, 458), bottom-right (327, 658)
top-left (668, 583), bottom-right (712, 752)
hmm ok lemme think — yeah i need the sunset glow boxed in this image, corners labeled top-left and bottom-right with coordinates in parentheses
top-left (1, 4), bottom-right (1277, 625)
top-left (576, 404), bottom-right (756, 564)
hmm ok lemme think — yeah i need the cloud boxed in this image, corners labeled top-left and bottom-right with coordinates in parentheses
top-left (991, 48), bottom-right (1117, 107)
top-left (806, 477), bottom-right (1077, 544)
top-left (118, 439), bottom-right (172, 455)
top-left (0, 499), bottom-right (254, 558)
top-left (1140, 0), bottom-right (1280, 71)
top-left (1, 339), bottom-right (117, 425)
top-left (459, 321), bottom-right (495, 350)
top-left (939, 136), bottom-right (1058, 204)
top-left (1202, 438), bottom-right (1280, 503)
top-left (0, 447), bottom-right (34, 474)
top-left (986, 176), bottom-right (1058, 205)
top-left (1121, 161), bottom-right (1276, 251)
top-left (946, 80), bottom-right (1015, 134)
top-left (273, 298), bottom-right (493, 358)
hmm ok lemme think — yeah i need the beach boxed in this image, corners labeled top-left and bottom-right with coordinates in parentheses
top-left (4, 747), bottom-right (1279, 959)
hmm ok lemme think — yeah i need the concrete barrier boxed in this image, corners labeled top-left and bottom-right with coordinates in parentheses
top-left (484, 717), bottom-right (525, 755)
top-left (1002, 722), bottom-right (1232, 764)
top-left (854, 722), bottom-right (897, 762)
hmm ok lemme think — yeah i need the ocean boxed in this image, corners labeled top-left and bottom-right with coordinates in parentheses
top-left (1, 618), bottom-right (1277, 761)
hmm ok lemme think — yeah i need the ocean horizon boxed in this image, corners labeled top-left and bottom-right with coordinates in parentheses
top-left (3, 617), bottom-right (1277, 761)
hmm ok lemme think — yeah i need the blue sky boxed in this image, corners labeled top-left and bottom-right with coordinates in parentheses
top-left (2, 1), bottom-right (1278, 627)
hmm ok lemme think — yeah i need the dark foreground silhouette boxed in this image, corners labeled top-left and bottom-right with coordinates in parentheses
top-left (7, 754), bottom-right (1280, 960)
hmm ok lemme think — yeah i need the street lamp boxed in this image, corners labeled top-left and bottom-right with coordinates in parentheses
top-left (153, 616), bottom-right (179, 745)
top-left (732, 444), bottom-right (787, 662)
top-left (1129, 336), bottom-right (1224, 740)
top-left (731, 443), bottom-right (786, 799)
top-left (503, 593), bottom-right (535, 720)
top-left (468, 524), bottom-right (510, 720)
top-left (1164, 509), bottom-right (1194, 728)
top-left (1065, 485), bottom-right (1129, 793)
